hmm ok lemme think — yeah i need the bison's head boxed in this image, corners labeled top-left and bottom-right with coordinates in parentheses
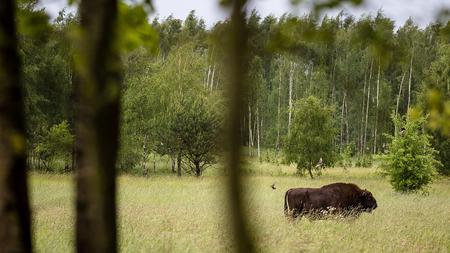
top-left (360, 190), bottom-right (377, 212)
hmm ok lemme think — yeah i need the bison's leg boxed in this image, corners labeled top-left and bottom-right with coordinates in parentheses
top-left (284, 190), bottom-right (291, 217)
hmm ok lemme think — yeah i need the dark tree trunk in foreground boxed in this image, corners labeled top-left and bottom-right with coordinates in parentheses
top-left (224, 0), bottom-right (255, 252)
top-left (0, 0), bottom-right (32, 252)
top-left (177, 152), bottom-right (181, 177)
top-left (75, 0), bottom-right (120, 252)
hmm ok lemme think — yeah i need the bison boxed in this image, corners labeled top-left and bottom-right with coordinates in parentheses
top-left (284, 183), bottom-right (377, 219)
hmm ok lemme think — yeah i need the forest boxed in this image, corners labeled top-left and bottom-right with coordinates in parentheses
top-left (1, 0), bottom-right (450, 252)
top-left (20, 3), bottom-right (450, 176)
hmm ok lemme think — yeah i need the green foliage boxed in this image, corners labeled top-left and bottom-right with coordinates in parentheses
top-left (284, 96), bottom-right (336, 178)
top-left (169, 98), bottom-right (221, 176)
top-left (35, 121), bottom-right (73, 172)
top-left (382, 115), bottom-right (440, 192)
top-left (338, 144), bottom-right (353, 169)
top-left (117, 2), bottom-right (159, 54)
top-left (355, 155), bottom-right (373, 168)
top-left (17, 1), bottom-right (51, 42)
top-left (423, 41), bottom-right (450, 136)
top-left (17, 4), bottom-right (450, 177)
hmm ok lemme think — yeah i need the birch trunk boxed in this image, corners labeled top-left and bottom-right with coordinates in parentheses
top-left (256, 102), bottom-right (260, 159)
top-left (359, 64), bottom-right (367, 155)
top-left (210, 64), bottom-right (216, 91)
top-left (206, 64), bottom-right (211, 88)
top-left (275, 58), bottom-right (282, 153)
top-left (331, 54), bottom-right (337, 106)
top-left (340, 92), bottom-right (346, 152)
top-left (345, 96), bottom-right (349, 146)
top-left (407, 53), bottom-right (414, 111)
top-left (395, 72), bottom-right (407, 117)
top-left (363, 60), bottom-right (373, 155)
top-left (373, 62), bottom-right (381, 154)
top-left (288, 61), bottom-right (294, 135)
top-left (248, 104), bottom-right (253, 156)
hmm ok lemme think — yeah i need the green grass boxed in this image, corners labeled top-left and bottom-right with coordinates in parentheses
top-left (30, 164), bottom-right (450, 252)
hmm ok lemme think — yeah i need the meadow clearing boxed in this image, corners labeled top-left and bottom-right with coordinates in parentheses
top-left (31, 162), bottom-right (450, 253)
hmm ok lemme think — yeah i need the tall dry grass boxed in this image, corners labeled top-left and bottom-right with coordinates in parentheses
top-left (30, 164), bottom-right (450, 252)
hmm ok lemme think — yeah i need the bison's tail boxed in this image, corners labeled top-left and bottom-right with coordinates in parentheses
top-left (284, 190), bottom-right (290, 215)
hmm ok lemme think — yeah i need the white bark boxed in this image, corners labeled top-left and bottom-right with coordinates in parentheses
top-left (345, 96), bottom-right (349, 147)
top-left (210, 64), bottom-right (216, 91)
top-left (276, 59), bottom-right (282, 152)
top-left (340, 91), bottom-right (346, 152)
top-left (373, 62), bottom-right (381, 154)
top-left (395, 72), bottom-right (407, 117)
top-left (363, 59), bottom-right (373, 154)
top-left (248, 104), bottom-right (253, 156)
top-left (407, 53), bottom-right (414, 111)
top-left (256, 102), bottom-right (260, 159)
top-left (288, 61), bottom-right (295, 135)
top-left (360, 65), bottom-right (367, 154)
top-left (206, 64), bottom-right (211, 88)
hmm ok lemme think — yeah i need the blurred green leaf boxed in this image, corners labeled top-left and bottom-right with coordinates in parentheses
top-left (17, 3), bottom-right (51, 42)
top-left (117, 2), bottom-right (159, 54)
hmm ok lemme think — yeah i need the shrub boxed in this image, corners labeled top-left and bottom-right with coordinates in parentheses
top-left (382, 115), bottom-right (440, 192)
top-left (34, 121), bottom-right (73, 172)
top-left (338, 144), bottom-right (353, 169)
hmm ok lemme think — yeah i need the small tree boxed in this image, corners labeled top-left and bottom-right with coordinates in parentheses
top-left (284, 96), bottom-right (335, 178)
top-left (174, 98), bottom-right (220, 176)
top-left (383, 115), bottom-right (440, 192)
top-left (155, 97), bottom-right (221, 177)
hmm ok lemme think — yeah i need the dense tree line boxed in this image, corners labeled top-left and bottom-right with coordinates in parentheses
top-left (19, 6), bottom-right (450, 175)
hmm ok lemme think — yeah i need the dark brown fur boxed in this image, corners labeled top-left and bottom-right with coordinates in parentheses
top-left (284, 183), bottom-right (377, 219)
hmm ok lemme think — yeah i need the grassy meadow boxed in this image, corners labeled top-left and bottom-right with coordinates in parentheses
top-left (31, 162), bottom-right (450, 252)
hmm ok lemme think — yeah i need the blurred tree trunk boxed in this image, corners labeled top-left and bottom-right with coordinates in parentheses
top-left (0, 1), bottom-right (32, 252)
top-left (224, 0), bottom-right (255, 252)
top-left (74, 0), bottom-right (119, 252)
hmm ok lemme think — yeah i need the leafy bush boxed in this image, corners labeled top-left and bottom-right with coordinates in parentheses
top-left (34, 121), bottom-right (73, 172)
top-left (338, 145), bottom-right (353, 169)
top-left (284, 96), bottom-right (336, 178)
top-left (382, 115), bottom-right (440, 192)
